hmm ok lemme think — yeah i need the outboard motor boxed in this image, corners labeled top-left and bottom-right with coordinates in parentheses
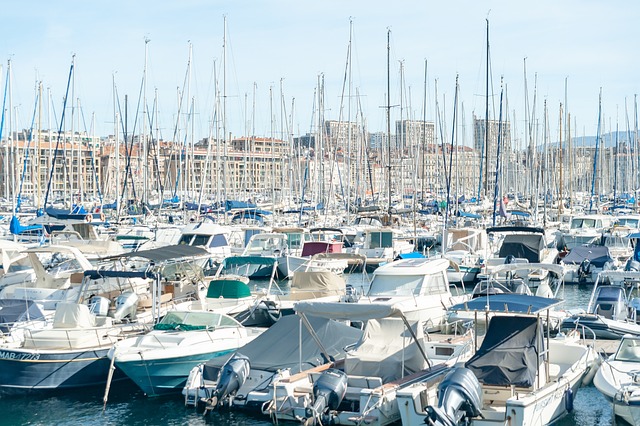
top-left (426, 368), bottom-right (483, 426)
top-left (344, 284), bottom-right (361, 303)
top-left (203, 353), bottom-right (251, 412)
top-left (89, 296), bottom-right (110, 316)
top-left (626, 258), bottom-right (640, 272)
top-left (112, 292), bottom-right (139, 321)
top-left (304, 369), bottom-right (348, 425)
top-left (577, 258), bottom-right (591, 285)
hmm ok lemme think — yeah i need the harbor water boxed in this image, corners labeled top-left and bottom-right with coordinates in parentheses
top-left (0, 279), bottom-right (618, 426)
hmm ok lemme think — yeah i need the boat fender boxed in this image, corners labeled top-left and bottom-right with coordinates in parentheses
top-left (85, 214), bottom-right (93, 223)
top-left (564, 387), bottom-right (574, 413)
top-left (100, 212), bottom-right (106, 222)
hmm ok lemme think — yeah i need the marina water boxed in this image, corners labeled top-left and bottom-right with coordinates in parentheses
top-left (0, 278), bottom-right (616, 425)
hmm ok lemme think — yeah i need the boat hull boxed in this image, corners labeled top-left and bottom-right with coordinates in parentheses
top-left (561, 314), bottom-right (640, 340)
top-left (0, 347), bottom-right (124, 391)
top-left (115, 349), bottom-right (236, 396)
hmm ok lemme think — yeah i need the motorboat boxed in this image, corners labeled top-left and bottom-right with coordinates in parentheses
top-left (561, 245), bottom-right (616, 285)
top-left (262, 299), bottom-right (474, 426)
top-left (344, 227), bottom-right (414, 271)
top-left (479, 226), bottom-right (559, 285)
top-left (593, 335), bottom-right (640, 425)
top-left (471, 263), bottom-right (564, 299)
top-left (561, 270), bottom-right (640, 339)
top-left (186, 256), bottom-right (474, 424)
top-left (108, 310), bottom-right (264, 396)
top-left (183, 314), bottom-right (364, 411)
top-left (398, 314), bottom-right (598, 426)
top-left (232, 269), bottom-right (349, 327)
top-left (441, 226), bottom-right (487, 285)
top-left (560, 213), bottom-right (615, 250)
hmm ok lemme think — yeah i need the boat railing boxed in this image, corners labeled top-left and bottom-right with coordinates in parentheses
top-left (567, 320), bottom-right (598, 348)
top-left (22, 325), bottom-right (128, 350)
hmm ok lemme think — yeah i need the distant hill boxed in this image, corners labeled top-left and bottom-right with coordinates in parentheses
top-left (561, 131), bottom-right (635, 149)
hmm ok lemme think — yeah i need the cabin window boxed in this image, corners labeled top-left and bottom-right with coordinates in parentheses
top-left (422, 274), bottom-right (448, 295)
top-left (369, 232), bottom-right (393, 249)
top-left (288, 233), bottom-right (303, 249)
top-left (178, 235), bottom-right (193, 245)
top-left (191, 235), bottom-right (210, 246)
top-left (368, 275), bottom-right (423, 296)
top-left (210, 234), bottom-right (228, 248)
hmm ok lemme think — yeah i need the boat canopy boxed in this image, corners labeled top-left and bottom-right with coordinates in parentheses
top-left (0, 299), bottom-right (46, 333)
top-left (217, 255), bottom-right (277, 279)
top-left (465, 315), bottom-right (543, 387)
top-left (562, 246), bottom-right (613, 267)
top-left (294, 299), bottom-right (408, 321)
top-left (201, 314), bottom-right (363, 374)
top-left (103, 244), bottom-right (210, 263)
top-left (486, 226), bottom-right (545, 235)
top-left (83, 269), bottom-right (156, 280)
top-left (449, 294), bottom-right (562, 314)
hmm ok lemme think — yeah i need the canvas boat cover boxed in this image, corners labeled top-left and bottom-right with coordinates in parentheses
top-left (218, 256), bottom-right (277, 278)
top-left (498, 233), bottom-right (545, 263)
top-left (289, 271), bottom-right (346, 301)
top-left (0, 299), bottom-right (46, 333)
top-left (562, 246), bottom-right (613, 267)
top-left (202, 315), bottom-right (362, 376)
top-left (344, 317), bottom-right (428, 383)
top-left (465, 316), bottom-right (543, 387)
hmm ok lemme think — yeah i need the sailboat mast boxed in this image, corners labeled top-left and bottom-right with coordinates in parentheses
top-left (559, 102), bottom-right (563, 214)
top-left (386, 28), bottom-right (392, 218)
top-left (483, 19), bottom-right (490, 198)
top-left (589, 89), bottom-right (602, 212)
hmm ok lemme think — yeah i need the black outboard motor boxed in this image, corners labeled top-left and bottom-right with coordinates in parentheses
top-left (202, 353), bottom-right (250, 413)
top-left (425, 368), bottom-right (483, 426)
top-left (626, 258), bottom-right (640, 272)
top-left (304, 369), bottom-right (348, 425)
top-left (578, 258), bottom-right (591, 285)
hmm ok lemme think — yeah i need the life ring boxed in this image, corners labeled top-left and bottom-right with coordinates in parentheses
top-left (85, 214), bottom-right (93, 223)
top-left (100, 212), bottom-right (106, 222)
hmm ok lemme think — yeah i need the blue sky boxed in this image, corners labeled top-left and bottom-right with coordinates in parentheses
top-left (1, 0), bottom-right (638, 146)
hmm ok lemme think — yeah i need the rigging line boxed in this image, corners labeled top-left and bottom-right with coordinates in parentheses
top-left (16, 90), bottom-right (40, 211)
top-left (43, 62), bottom-right (74, 209)
top-left (78, 100), bottom-right (104, 203)
top-left (117, 68), bottom-right (146, 209)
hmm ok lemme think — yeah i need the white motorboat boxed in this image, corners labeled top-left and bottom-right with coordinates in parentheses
top-left (108, 310), bottom-right (264, 396)
top-left (594, 335), bottom-right (640, 425)
top-left (561, 270), bottom-right (640, 339)
top-left (398, 314), bottom-right (599, 426)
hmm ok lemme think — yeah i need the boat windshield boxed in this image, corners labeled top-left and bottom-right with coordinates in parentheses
top-left (368, 274), bottom-right (423, 296)
top-left (570, 218), bottom-right (598, 229)
top-left (617, 218), bottom-right (640, 228)
top-left (615, 337), bottom-right (640, 361)
top-left (154, 311), bottom-right (240, 330)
